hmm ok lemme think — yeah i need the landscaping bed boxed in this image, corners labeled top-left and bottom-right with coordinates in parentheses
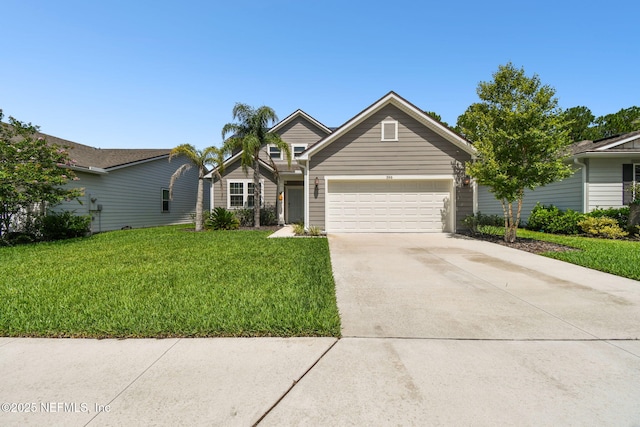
top-left (462, 232), bottom-right (579, 254)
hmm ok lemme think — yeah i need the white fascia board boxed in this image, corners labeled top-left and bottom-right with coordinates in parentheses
top-left (597, 135), bottom-right (640, 151)
top-left (270, 109), bottom-right (332, 135)
top-left (60, 164), bottom-right (109, 175)
top-left (573, 151), bottom-right (640, 159)
top-left (298, 93), bottom-right (475, 161)
top-left (105, 155), bottom-right (170, 171)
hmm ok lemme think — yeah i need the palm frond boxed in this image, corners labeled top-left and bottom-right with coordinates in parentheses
top-left (169, 144), bottom-right (199, 165)
top-left (169, 163), bottom-right (192, 200)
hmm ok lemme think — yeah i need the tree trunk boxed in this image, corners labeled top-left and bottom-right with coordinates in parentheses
top-left (195, 169), bottom-right (204, 232)
top-left (253, 156), bottom-right (261, 228)
top-left (503, 200), bottom-right (518, 243)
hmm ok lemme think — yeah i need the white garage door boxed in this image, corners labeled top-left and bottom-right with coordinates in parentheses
top-left (326, 180), bottom-right (451, 232)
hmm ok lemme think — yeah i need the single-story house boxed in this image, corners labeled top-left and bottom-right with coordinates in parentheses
top-left (46, 134), bottom-right (208, 233)
top-left (208, 91), bottom-right (476, 232)
top-left (477, 130), bottom-right (640, 222)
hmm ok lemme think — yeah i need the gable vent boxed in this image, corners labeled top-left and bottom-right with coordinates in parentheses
top-left (381, 120), bottom-right (398, 141)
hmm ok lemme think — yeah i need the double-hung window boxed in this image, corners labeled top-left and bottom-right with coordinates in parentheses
top-left (227, 180), bottom-right (264, 209)
top-left (292, 144), bottom-right (307, 158)
top-left (268, 145), bottom-right (283, 160)
top-left (161, 188), bottom-right (170, 212)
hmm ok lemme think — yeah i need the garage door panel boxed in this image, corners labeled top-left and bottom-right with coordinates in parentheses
top-left (326, 180), bottom-right (452, 233)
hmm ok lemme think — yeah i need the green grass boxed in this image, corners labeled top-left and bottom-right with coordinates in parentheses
top-left (0, 226), bottom-right (341, 338)
top-left (479, 226), bottom-right (640, 281)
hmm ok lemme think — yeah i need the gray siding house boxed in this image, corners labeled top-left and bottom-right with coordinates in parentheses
top-left (209, 92), bottom-right (476, 233)
top-left (477, 130), bottom-right (640, 222)
top-left (46, 134), bottom-right (208, 233)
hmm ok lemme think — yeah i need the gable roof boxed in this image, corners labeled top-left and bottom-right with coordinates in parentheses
top-left (40, 132), bottom-right (170, 170)
top-left (571, 130), bottom-right (640, 156)
top-left (270, 109), bottom-right (332, 135)
top-left (298, 91), bottom-right (476, 160)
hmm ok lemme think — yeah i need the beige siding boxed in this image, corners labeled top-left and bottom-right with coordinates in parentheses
top-left (212, 160), bottom-right (278, 209)
top-left (308, 105), bottom-right (473, 230)
top-left (54, 156), bottom-right (208, 232)
top-left (261, 115), bottom-right (329, 172)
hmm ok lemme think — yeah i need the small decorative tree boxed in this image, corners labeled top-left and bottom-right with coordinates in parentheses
top-left (457, 63), bottom-right (573, 242)
top-left (0, 110), bottom-right (82, 239)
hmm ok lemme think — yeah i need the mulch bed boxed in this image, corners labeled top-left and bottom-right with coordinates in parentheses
top-left (460, 232), bottom-right (580, 254)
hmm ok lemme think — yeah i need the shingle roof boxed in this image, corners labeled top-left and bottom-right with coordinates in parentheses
top-left (39, 132), bottom-right (170, 169)
top-left (571, 130), bottom-right (640, 155)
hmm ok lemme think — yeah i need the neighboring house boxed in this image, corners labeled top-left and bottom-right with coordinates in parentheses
top-left (477, 130), bottom-right (640, 222)
top-left (45, 134), bottom-right (208, 233)
top-left (208, 91), bottom-right (476, 232)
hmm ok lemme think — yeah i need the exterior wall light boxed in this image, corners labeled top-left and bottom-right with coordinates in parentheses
top-left (463, 176), bottom-right (471, 186)
top-left (314, 177), bottom-right (319, 188)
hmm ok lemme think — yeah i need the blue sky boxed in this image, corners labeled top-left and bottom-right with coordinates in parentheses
top-left (1, 0), bottom-right (638, 150)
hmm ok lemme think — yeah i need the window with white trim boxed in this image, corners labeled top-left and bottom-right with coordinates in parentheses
top-left (227, 179), bottom-right (264, 209)
top-left (161, 188), bottom-right (170, 212)
top-left (381, 120), bottom-right (398, 141)
top-left (292, 144), bottom-right (308, 158)
top-left (268, 145), bottom-right (283, 160)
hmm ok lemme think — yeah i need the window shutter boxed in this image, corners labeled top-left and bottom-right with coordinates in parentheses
top-left (623, 164), bottom-right (633, 205)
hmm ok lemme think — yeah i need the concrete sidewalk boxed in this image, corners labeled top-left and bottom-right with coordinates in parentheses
top-left (0, 337), bottom-right (336, 426)
top-left (2, 233), bottom-right (640, 425)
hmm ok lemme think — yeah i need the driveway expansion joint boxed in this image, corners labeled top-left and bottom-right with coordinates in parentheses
top-left (253, 338), bottom-right (340, 426)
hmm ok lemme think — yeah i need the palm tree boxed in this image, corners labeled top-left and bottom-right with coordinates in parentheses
top-left (221, 103), bottom-right (291, 227)
top-left (169, 144), bottom-right (224, 232)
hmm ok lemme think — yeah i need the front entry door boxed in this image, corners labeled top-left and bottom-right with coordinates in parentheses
top-left (286, 187), bottom-right (304, 224)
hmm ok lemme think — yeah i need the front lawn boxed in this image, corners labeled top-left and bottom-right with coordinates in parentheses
top-left (0, 226), bottom-right (341, 338)
top-left (495, 228), bottom-right (640, 281)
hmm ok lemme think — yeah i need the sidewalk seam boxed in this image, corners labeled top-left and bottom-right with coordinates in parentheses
top-left (253, 338), bottom-right (340, 426)
top-left (83, 338), bottom-right (182, 426)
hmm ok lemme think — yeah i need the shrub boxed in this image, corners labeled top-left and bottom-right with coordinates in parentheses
top-left (260, 204), bottom-right (278, 226)
top-left (308, 226), bottom-right (322, 236)
top-left (627, 225), bottom-right (640, 237)
top-left (233, 204), bottom-right (278, 227)
top-left (292, 223), bottom-right (305, 236)
top-left (36, 211), bottom-right (91, 241)
top-left (526, 204), bottom-right (585, 234)
top-left (578, 217), bottom-right (628, 239)
top-left (1, 232), bottom-right (36, 246)
top-left (206, 207), bottom-right (239, 230)
top-left (234, 209), bottom-right (254, 227)
top-left (588, 207), bottom-right (629, 229)
top-left (527, 203), bottom-right (560, 232)
top-left (462, 212), bottom-right (504, 234)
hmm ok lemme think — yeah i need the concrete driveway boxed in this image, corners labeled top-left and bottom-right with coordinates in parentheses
top-left (262, 233), bottom-right (640, 425)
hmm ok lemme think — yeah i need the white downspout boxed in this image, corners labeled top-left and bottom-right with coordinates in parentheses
top-left (574, 157), bottom-right (588, 213)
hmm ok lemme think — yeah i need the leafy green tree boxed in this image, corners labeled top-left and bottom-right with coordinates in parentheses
top-left (562, 106), bottom-right (595, 141)
top-left (0, 110), bottom-right (82, 238)
top-left (169, 144), bottom-right (224, 232)
top-left (221, 103), bottom-right (291, 227)
top-left (591, 106), bottom-right (640, 139)
top-left (423, 110), bottom-right (450, 127)
top-left (457, 63), bottom-right (573, 242)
